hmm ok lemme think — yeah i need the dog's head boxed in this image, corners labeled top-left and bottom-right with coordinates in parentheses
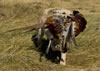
top-left (53, 9), bottom-right (72, 19)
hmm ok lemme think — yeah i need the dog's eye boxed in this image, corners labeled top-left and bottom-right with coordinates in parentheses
top-left (53, 12), bottom-right (57, 14)
top-left (62, 12), bottom-right (66, 14)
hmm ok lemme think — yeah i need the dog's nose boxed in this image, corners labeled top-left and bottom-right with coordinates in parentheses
top-left (67, 16), bottom-right (71, 19)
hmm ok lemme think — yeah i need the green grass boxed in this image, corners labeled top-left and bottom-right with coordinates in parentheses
top-left (0, 0), bottom-right (100, 71)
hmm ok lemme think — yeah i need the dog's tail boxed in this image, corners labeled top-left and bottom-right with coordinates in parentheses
top-left (7, 23), bottom-right (43, 32)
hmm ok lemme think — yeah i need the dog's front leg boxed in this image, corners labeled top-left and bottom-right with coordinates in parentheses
top-left (46, 39), bottom-right (51, 54)
top-left (60, 52), bottom-right (67, 65)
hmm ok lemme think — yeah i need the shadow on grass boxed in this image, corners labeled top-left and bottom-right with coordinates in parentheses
top-left (31, 34), bottom-right (61, 64)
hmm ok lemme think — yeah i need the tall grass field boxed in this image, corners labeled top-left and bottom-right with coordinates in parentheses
top-left (0, 0), bottom-right (100, 71)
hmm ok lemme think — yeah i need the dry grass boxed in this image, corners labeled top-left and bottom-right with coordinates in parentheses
top-left (0, 0), bottom-right (100, 71)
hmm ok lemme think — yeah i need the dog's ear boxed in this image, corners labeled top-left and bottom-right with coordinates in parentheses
top-left (73, 10), bottom-right (79, 16)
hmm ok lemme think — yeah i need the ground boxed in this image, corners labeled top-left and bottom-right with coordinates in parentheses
top-left (0, 0), bottom-right (100, 71)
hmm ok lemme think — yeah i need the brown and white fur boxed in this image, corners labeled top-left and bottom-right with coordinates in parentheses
top-left (37, 9), bottom-right (76, 65)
